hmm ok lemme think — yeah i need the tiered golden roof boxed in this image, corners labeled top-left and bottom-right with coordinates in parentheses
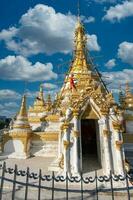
top-left (29, 84), bottom-right (46, 113)
top-left (45, 94), bottom-right (52, 111)
top-left (124, 82), bottom-right (133, 110)
top-left (59, 18), bottom-right (114, 116)
top-left (119, 85), bottom-right (125, 107)
top-left (60, 19), bottom-right (98, 97)
top-left (71, 19), bottom-right (90, 72)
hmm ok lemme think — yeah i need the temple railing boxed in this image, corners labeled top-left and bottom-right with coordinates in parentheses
top-left (0, 162), bottom-right (133, 200)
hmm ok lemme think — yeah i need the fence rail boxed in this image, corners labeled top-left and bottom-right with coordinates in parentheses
top-left (0, 162), bottom-right (133, 200)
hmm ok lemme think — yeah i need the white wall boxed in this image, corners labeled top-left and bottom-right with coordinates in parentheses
top-left (4, 140), bottom-right (24, 153)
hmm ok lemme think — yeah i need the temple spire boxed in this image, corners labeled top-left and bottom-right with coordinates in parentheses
top-left (13, 95), bottom-right (31, 130)
top-left (18, 95), bottom-right (27, 117)
top-left (71, 16), bottom-right (91, 73)
top-left (119, 85), bottom-right (125, 107)
top-left (125, 81), bottom-right (131, 97)
top-left (38, 84), bottom-right (44, 102)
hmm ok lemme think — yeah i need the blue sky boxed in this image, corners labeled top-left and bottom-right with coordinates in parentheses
top-left (0, 0), bottom-right (133, 117)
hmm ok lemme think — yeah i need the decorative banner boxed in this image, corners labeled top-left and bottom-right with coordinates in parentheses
top-left (69, 74), bottom-right (76, 91)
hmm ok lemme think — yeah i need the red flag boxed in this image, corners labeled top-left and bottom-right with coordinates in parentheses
top-left (70, 74), bottom-right (76, 91)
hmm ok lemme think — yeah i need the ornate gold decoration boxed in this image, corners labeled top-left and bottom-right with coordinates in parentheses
top-left (13, 124), bottom-right (31, 129)
top-left (45, 115), bottom-right (60, 122)
top-left (103, 129), bottom-right (109, 137)
top-left (73, 130), bottom-right (79, 138)
top-left (124, 160), bottom-right (130, 173)
top-left (59, 153), bottom-right (64, 169)
top-left (73, 109), bottom-right (79, 118)
top-left (123, 82), bottom-right (133, 110)
top-left (112, 121), bottom-right (122, 132)
top-left (82, 104), bottom-right (99, 119)
top-left (32, 132), bottom-right (59, 141)
top-left (62, 122), bottom-right (69, 131)
top-left (63, 140), bottom-right (70, 150)
top-left (100, 107), bottom-right (109, 117)
top-left (45, 94), bottom-right (52, 111)
top-left (28, 117), bottom-right (42, 123)
top-left (60, 124), bottom-right (64, 132)
top-left (115, 140), bottom-right (123, 150)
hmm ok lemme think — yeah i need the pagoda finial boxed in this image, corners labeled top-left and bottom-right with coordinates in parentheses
top-left (124, 81), bottom-right (133, 110)
top-left (13, 94), bottom-right (31, 130)
top-left (37, 83), bottom-right (44, 102)
top-left (18, 95), bottom-right (27, 117)
top-left (119, 84), bottom-right (125, 107)
top-left (77, 0), bottom-right (80, 20)
top-left (47, 94), bottom-right (51, 103)
top-left (125, 81), bottom-right (131, 97)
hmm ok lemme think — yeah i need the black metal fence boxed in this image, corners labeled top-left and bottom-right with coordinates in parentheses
top-left (0, 162), bottom-right (133, 200)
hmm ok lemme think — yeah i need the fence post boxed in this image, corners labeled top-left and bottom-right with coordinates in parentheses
top-left (95, 171), bottom-right (98, 200)
top-left (0, 162), bottom-right (6, 200)
top-left (110, 171), bottom-right (114, 200)
top-left (25, 167), bottom-right (29, 200)
top-left (125, 172), bottom-right (130, 200)
top-left (80, 172), bottom-right (83, 200)
top-left (66, 172), bottom-right (68, 200)
top-left (51, 171), bottom-right (55, 200)
top-left (12, 164), bottom-right (17, 200)
top-left (38, 169), bottom-right (42, 200)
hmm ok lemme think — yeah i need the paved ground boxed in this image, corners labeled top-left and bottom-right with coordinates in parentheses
top-left (0, 156), bottom-right (55, 174)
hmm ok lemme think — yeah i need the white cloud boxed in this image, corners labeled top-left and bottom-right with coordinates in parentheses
top-left (0, 27), bottom-right (18, 41)
top-left (0, 89), bottom-right (21, 100)
top-left (87, 35), bottom-right (100, 51)
top-left (0, 4), bottom-right (100, 56)
top-left (118, 41), bottom-right (133, 66)
top-left (87, 0), bottom-right (121, 5)
top-left (84, 16), bottom-right (95, 23)
top-left (43, 83), bottom-right (58, 90)
top-left (0, 102), bottom-right (19, 118)
top-left (0, 104), bottom-right (4, 110)
top-left (105, 58), bottom-right (116, 68)
top-left (102, 69), bottom-right (133, 92)
top-left (4, 102), bottom-right (19, 109)
top-left (103, 1), bottom-right (133, 22)
top-left (0, 55), bottom-right (57, 82)
top-left (94, 0), bottom-right (118, 3)
top-left (94, 0), bottom-right (120, 4)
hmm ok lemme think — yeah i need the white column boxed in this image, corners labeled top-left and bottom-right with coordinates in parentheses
top-left (63, 122), bottom-right (70, 173)
top-left (112, 121), bottom-right (124, 174)
top-left (58, 124), bottom-right (63, 158)
top-left (73, 109), bottom-right (79, 174)
top-left (99, 115), bottom-right (112, 175)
